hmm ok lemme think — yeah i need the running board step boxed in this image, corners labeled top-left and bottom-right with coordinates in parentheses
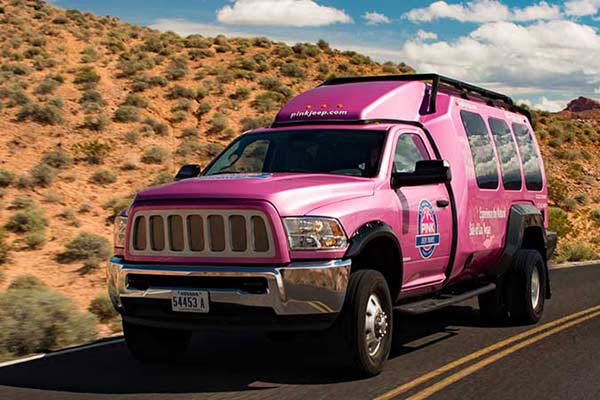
top-left (395, 283), bottom-right (497, 315)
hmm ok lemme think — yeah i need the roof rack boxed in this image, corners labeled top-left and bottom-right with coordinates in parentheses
top-left (320, 73), bottom-right (532, 123)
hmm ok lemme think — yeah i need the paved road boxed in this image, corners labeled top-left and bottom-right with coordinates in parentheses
top-left (1, 264), bottom-right (599, 400)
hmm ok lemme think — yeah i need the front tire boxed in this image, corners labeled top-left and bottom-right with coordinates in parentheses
top-left (507, 249), bottom-right (546, 324)
top-left (337, 270), bottom-right (393, 377)
top-left (123, 320), bottom-right (192, 363)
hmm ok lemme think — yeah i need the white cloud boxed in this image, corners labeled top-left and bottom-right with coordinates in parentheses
top-left (150, 19), bottom-right (254, 37)
top-left (404, 0), bottom-right (560, 23)
top-left (565, 0), bottom-right (600, 17)
top-left (216, 0), bottom-right (352, 27)
top-left (363, 11), bottom-right (391, 25)
top-left (416, 29), bottom-right (438, 41)
top-left (399, 20), bottom-right (600, 96)
top-left (518, 97), bottom-right (567, 112)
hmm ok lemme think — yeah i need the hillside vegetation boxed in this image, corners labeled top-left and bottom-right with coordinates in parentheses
top-left (0, 0), bottom-right (597, 350)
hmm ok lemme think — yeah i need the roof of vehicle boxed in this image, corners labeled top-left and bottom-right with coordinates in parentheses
top-left (272, 74), bottom-right (531, 128)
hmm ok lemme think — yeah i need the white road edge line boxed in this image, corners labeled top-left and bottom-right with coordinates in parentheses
top-left (0, 338), bottom-right (124, 369)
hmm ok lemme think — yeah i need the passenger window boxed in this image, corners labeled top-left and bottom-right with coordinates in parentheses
top-left (512, 123), bottom-right (543, 191)
top-left (460, 111), bottom-right (499, 189)
top-left (488, 118), bottom-right (522, 190)
top-left (393, 134), bottom-right (429, 173)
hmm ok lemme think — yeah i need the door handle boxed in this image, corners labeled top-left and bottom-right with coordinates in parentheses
top-left (436, 200), bottom-right (450, 208)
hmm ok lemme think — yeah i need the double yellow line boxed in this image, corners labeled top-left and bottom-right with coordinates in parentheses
top-left (374, 304), bottom-right (600, 400)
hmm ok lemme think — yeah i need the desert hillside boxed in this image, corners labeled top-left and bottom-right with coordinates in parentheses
top-left (0, 0), bottom-right (598, 338)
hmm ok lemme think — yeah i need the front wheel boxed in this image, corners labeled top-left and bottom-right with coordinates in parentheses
top-left (337, 270), bottom-right (393, 377)
top-left (123, 320), bottom-right (192, 363)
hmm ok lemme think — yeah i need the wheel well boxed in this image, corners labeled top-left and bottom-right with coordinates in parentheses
top-left (522, 226), bottom-right (545, 259)
top-left (351, 236), bottom-right (402, 301)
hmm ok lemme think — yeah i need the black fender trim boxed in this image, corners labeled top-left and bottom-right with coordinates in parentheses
top-left (344, 221), bottom-right (402, 261)
top-left (493, 204), bottom-right (551, 299)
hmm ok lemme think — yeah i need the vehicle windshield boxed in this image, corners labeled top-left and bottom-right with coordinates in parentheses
top-left (204, 129), bottom-right (387, 178)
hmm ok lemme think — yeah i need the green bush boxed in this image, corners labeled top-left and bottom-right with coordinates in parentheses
top-left (8, 196), bottom-right (35, 210)
top-left (195, 102), bottom-right (211, 118)
top-left (142, 145), bottom-right (170, 164)
top-left (0, 282), bottom-right (97, 355)
top-left (90, 169), bottom-right (117, 185)
top-left (181, 127), bottom-right (199, 138)
top-left (16, 103), bottom-right (63, 125)
top-left (72, 140), bottom-right (112, 164)
top-left (78, 90), bottom-right (106, 107)
top-left (280, 61), bottom-right (305, 78)
top-left (164, 57), bottom-right (187, 80)
top-left (30, 163), bottom-right (55, 187)
top-left (151, 171), bottom-right (173, 186)
top-left (591, 209), bottom-right (600, 227)
top-left (209, 112), bottom-right (229, 134)
top-left (241, 115), bottom-right (272, 131)
top-left (42, 149), bottom-right (72, 169)
top-left (575, 193), bottom-right (589, 205)
top-left (82, 114), bottom-right (110, 132)
top-left (230, 87), bottom-right (251, 100)
top-left (114, 105), bottom-right (140, 122)
top-left (0, 230), bottom-right (8, 265)
top-left (252, 91), bottom-right (285, 113)
top-left (123, 131), bottom-right (139, 144)
top-left (88, 296), bottom-right (117, 323)
top-left (169, 110), bottom-right (188, 123)
top-left (563, 197), bottom-right (577, 212)
top-left (556, 242), bottom-right (598, 263)
top-left (73, 66), bottom-right (100, 86)
top-left (166, 85), bottom-right (195, 99)
top-left (122, 93), bottom-right (148, 108)
top-left (547, 177), bottom-right (567, 206)
top-left (24, 231), bottom-right (46, 249)
top-left (34, 75), bottom-right (62, 95)
top-left (548, 207), bottom-right (572, 238)
top-left (0, 169), bottom-right (14, 187)
top-left (103, 196), bottom-right (132, 219)
top-left (5, 208), bottom-right (48, 234)
top-left (8, 275), bottom-right (46, 291)
top-left (171, 99), bottom-right (192, 113)
top-left (57, 232), bottom-right (111, 263)
top-left (143, 119), bottom-right (169, 135)
top-left (176, 138), bottom-right (202, 157)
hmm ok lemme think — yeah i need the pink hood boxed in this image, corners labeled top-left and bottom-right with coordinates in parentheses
top-left (134, 173), bottom-right (375, 216)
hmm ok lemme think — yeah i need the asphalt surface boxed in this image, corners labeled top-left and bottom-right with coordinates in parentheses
top-left (0, 264), bottom-right (599, 400)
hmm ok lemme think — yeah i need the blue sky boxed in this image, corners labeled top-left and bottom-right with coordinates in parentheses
top-left (50, 0), bottom-right (600, 111)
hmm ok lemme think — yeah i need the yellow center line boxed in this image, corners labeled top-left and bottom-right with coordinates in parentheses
top-left (407, 309), bottom-right (600, 400)
top-left (374, 304), bottom-right (600, 400)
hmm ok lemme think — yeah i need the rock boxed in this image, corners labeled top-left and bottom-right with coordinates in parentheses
top-left (565, 96), bottom-right (600, 113)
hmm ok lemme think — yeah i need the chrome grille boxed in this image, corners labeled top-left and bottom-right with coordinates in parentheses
top-left (129, 210), bottom-right (276, 258)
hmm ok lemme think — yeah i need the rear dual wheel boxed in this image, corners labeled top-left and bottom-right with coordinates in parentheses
top-left (478, 249), bottom-right (546, 324)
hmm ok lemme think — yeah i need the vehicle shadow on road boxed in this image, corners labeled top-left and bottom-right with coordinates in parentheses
top-left (0, 304), bottom-right (491, 395)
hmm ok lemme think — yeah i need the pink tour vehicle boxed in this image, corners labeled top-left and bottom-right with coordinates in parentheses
top-left (107, 74), bottom-right (557, 376)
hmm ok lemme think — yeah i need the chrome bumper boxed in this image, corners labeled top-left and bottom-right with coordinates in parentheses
top-left (107, 257), bottom-right (351, 316)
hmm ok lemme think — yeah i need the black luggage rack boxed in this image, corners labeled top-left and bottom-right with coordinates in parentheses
top-left (321, 73), bottom-right (532, 123)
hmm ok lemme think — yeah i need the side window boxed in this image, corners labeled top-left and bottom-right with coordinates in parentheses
top-left (488, 118), bottom-right (522, 190)
top-left (393, 134), bottom-right (429, 173)
top-left (512, 123), bottom-right (543, 191)
top-left (460, 111), bottom-right (499, 189)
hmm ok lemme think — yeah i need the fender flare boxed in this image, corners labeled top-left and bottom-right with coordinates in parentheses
top-left (492, 204), bottom-right (551, 298)
top-left (345, 221), bottom-right (402, 259)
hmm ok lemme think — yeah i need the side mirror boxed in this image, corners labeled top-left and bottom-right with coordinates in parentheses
top-left (391, 160), bottom-right (451, 188)
top-left (175, 164), bottom-right (201, 181)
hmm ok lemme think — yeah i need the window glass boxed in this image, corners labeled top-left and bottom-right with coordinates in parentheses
top-left (512, 123), bottom-right (543, 191)
top-left (393, 134), bottom-right (429, 173)
top-left (460, 111), bottom-right (499, 189)
top-left (205, 130), bottom-right (387, 178)
top-left (488, 118), bottom-right (522, 190)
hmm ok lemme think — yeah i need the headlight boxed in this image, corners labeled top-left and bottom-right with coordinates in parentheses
top-left (113, 209), bottom-right (128, 248)
top-left (283, 217), bottom-right (347, 250)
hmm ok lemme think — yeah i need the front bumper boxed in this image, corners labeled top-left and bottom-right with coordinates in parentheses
top-left (107, 257), bottom-right (351, 329)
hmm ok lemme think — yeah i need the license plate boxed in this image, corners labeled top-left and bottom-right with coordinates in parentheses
top-left (171, 290), bottom-right (209, 313)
